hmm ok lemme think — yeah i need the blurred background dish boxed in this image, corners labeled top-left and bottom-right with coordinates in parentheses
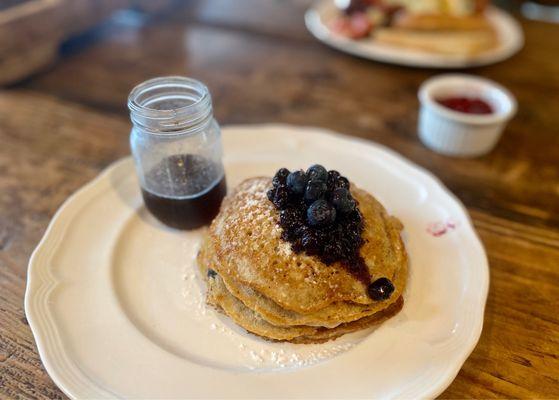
top-left (306, 0), bottom-right (524, 67)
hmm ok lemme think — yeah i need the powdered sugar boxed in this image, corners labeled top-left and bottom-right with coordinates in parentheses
top-left (277, 241), bottom-right (293, 257)
top-left (182, 261), bottom-right (363, 371)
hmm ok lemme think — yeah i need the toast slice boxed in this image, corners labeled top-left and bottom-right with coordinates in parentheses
top-left (375, 28), bottom-right (498, 55)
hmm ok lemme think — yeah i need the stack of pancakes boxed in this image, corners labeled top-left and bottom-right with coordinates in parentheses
top-left (198, 177), bottom-right (408, 344)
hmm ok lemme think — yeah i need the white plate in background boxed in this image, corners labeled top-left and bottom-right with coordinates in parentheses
top-left (25, 124), bottom-right (488, 399)
top-left (305, 1), bottom-right (524, 68)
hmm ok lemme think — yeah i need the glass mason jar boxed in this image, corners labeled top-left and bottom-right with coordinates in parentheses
top-left (128, 76), bottom-right (226, 230)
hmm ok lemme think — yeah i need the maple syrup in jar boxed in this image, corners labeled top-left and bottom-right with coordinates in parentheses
top-left (128, 77), bottom-right (226, 229)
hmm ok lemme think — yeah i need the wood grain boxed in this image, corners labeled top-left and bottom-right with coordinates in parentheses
top-left (1, 1), bottom-right (558, 398)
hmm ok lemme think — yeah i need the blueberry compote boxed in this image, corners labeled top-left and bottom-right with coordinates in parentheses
top-left (141, 154), bottom-right (226, 230)
top-left (268, 165), bottom-right (394, 301)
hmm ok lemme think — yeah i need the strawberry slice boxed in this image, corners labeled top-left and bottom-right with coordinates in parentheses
top-left (348, 12), bottom-right (373, 38)
top-left (330, 12), bottom-right (373, 39)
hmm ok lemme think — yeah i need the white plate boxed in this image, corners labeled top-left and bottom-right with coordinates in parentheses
top-left (305, 1), bottom-right (524, 68)
top-left (25, 124), bottom-right (488, 399)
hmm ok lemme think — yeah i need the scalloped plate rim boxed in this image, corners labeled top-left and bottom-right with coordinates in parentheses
top-left (25, 123), bottom-right (489, 399)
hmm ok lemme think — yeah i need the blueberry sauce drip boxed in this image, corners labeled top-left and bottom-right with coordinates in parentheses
top-left (268, 165), bottom-right (394, 300)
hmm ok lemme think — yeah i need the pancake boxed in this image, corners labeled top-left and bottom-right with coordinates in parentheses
top-left (207, 273), bottom-right (404, 344)
top-left (208, 177), bottom-right (407, 314)
top-left (199, 237), bottom-right (407, 328)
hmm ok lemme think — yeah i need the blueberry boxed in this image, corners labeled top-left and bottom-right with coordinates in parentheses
top-left (334, 176), bottom-right (350, 190)
top-left (294, 223), bottom-right (310, 237)
top-left (304, 180), bottom-right (327, 203)
top-left (323, 241), bottom-right (343, 262)
top-left (281, 229), bottom-right (293, 242)
top-left (307, 199), bottom-right (336, 227)
top-left (349, 208), bottom-right (362, 223)
top-left (280, 208), bottom-right (301, 229)
top-left (306, 164), bottom-right (328, 182)
top-left (207, 269), bottom-right (217, 279)
top-left (327, 170), bottom-right (341, 190)
top-left (273, 185), bottom-right (290, 209)
top-left (328, 170), bottom-right (340, 180)
top-left (286, 170), bottom-right (308, 195)
top-left (272, 168), bottom-right (290, 187)
top-left (314, 229), bottom-right (328, 244)
top-left (331, 188), bottom-right (356, 214)
top-left (267, 189), bottom-right (275, 202)
top-left (367, 277), bottom-right (395, 301)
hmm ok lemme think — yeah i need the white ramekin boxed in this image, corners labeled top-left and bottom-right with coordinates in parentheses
top-left (418, 74), bottom-right (517, 157)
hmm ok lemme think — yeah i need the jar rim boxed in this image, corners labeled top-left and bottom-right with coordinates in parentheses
top-left (128, 76), bottom-right (209, 114)
top-left (127, 76), bottom-right (213, 135)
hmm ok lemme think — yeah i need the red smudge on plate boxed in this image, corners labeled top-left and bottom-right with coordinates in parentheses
top-left (427, 221), bottom-right (457, 237)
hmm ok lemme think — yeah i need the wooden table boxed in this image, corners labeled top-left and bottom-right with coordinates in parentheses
top-left (1, 1), bottom-right (558, 398)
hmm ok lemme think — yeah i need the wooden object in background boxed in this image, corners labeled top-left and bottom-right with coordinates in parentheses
top-left (0, 0), bottom-right (175, 86)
